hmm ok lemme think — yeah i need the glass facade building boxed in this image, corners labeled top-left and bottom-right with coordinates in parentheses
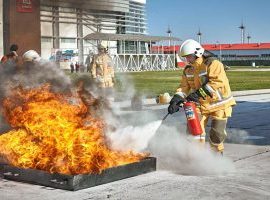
top-left (39, 0), bottom-right (147, 63)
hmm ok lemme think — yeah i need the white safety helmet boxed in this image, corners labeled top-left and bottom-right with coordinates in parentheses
top-left (22, 50), bottom-right (41, 62)
top-left (97, 44), bottom-right (106, 50)
top-left (179, 39), bottom-right (204, 58)
top-left (98, 41), bottom-right (108, 50)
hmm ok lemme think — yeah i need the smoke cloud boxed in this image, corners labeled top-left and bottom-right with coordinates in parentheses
top-left (107, 113), bottom-right (235, 175)
top-left (148, 124), bottom-right (235, 175)
top-left (226, 129), bottom-right (252, 144)
top-left (0, 62), bottom-right (71, 97)
top-left (114, 72), bottom-right (137, 101)
top-left (106, 100), bottom-right (235, 175)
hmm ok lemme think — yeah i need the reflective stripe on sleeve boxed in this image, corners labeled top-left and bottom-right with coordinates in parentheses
top-left (209, 96), bottom-right (234, 108)
top-left (216, 90), bottom-right (223, 101)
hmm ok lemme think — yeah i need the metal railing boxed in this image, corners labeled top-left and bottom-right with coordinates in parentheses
top-left (112, 53), bottom-right (177, 72)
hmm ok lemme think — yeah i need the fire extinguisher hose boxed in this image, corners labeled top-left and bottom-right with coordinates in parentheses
top-left (162, 113), bottom-right (170, 121)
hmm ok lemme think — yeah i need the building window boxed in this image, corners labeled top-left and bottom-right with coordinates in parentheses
top-left (41, 37), bottom-right (52, 43)
top-left (61, 38), bottom-right (76, 43)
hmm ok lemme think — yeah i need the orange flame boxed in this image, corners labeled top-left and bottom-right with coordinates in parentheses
top-left (0, 84), bottom-right (146, 175)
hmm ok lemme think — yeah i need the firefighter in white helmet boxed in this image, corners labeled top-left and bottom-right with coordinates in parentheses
top-left (22, 50), bottom-right (41, 63)
top-left (90, 42), bottom-right (115, 88)
top-left (168, 39), bottom-right (236, 154)
top-left (20, 50), bottom-right (42, 74)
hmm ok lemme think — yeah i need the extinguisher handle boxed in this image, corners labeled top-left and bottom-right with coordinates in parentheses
top-left (178, 97), bottom-right (188, 106)
top-left (179, 102), bottom-right (185, 108)
top-left (179, 98), bottom-right (188, 107)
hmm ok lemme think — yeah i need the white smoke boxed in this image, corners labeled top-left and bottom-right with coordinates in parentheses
top-left (105, 104), bottom-right (235, 175)
top-left (107, 120), bottom-right (162, 152)
top-left (115, 72), bottom-right (136, 100)
top-left (226, 129), bottom-right (251, 144)
top-left (148, 124), bottom-right (235, 175)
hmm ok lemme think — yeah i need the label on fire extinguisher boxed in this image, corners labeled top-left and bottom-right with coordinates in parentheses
top-left (184, 106), bottom-right (195, 120)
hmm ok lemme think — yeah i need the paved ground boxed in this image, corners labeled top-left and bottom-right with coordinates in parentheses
top-left (1, 90), bottom-right (270, 200)
top-left (230, 68), bottom-right (270, 71)
top-left (227, 92), bottom-right (270, 145)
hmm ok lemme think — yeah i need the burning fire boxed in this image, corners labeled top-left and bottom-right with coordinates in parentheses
top-left (0, 84), bottom-right (146, 175)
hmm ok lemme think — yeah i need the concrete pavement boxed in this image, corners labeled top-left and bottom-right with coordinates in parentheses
top-left (1, 89), bottom-right (270, 200)
top-left (230, 68), bottom-right (270, 71)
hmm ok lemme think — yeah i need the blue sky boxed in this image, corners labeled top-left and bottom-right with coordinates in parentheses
top-left (146, 0), bottom-right (270, 44)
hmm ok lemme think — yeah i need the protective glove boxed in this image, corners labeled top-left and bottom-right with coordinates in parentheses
top-left (186, 86), bottom-right (213, 102)
top-left (168, 94), bottom-right (185, 114)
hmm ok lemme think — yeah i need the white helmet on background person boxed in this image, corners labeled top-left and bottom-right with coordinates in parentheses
top-left (179, 39), bottom-right (204, 58)
top-left (22, 50), bottom-right (41, 62)
top-left (97, 44), bottom-right (106, 50)
top-left (98, 41), bottom-right (108, 50)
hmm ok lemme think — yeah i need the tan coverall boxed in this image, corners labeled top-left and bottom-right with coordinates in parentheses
top-left (90, 53), bottom-right (115, 88)
top-left (176, 56), bottom-right (236, 152)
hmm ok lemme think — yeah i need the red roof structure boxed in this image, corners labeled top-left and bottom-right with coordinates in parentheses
top-left (152, 43), bottom-right (270, 52)
top-left (151, 42), bottom-right (270, 68)
top-left (203, 43), bottom-right (270, 51)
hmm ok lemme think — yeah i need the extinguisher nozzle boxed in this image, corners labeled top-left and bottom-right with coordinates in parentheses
top-left (162, 113), bottom-right (170, 121)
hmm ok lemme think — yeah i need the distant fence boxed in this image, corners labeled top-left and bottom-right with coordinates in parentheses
top-left (223, 60), bottom-right (270, 66)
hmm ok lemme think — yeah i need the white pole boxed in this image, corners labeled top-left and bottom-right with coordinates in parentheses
top-left (124, 40), bottom-right (126, 70)
top-left (219, 44), bottom-right (222, 60)
top-left (174, 41), bottom-right (176, 69)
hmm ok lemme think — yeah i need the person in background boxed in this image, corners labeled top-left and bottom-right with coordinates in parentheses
top-left (22, 50), bottom-right (41, 63)
top-left (85, 50), bottom-right (94, 72)
top-left (1, 44), bottom-right (19, 65)
top-left (20, 50), bottom-right (41, 74)
top-left (70, 62), bottom-right (75, 73)
top-left (90, 43), bottom-right (115, 88)
top-left (75, 62), bottom-right (80, 73)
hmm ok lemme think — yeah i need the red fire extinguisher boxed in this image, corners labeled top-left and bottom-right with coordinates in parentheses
top-left (183, 101), bottom-right (203, 136)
